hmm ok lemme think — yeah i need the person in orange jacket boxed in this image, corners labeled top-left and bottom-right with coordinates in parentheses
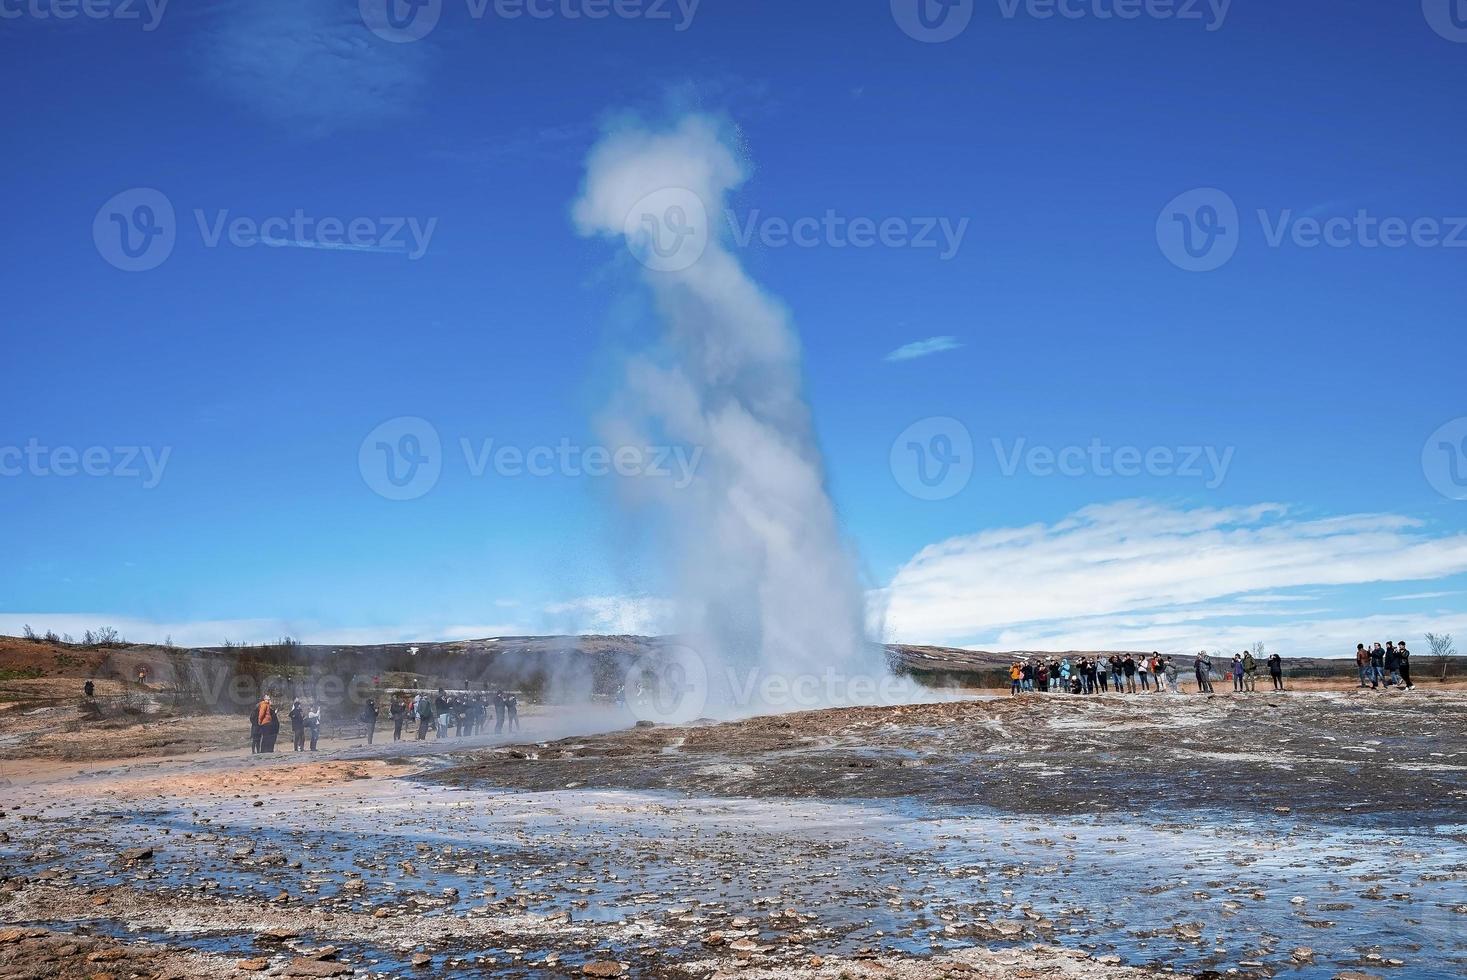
top-left (256, 695), bottom-right (280, 753)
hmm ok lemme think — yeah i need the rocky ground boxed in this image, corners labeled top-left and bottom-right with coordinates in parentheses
top-left (0, 688), bottom-right (1463, 979)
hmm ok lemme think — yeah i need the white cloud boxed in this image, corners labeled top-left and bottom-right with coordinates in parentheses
top-left (881, 500), bottom-right (1467, 657)
top-left (885, 336), bottom-right (962, 362)
top-left (196, 0), bottom-right (429, 136)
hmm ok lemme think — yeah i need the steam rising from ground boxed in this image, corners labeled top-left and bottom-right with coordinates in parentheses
top-left (573, 115), bottom-right (888, 713)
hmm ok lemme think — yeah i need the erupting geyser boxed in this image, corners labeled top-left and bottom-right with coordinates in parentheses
top-left (573, 114), bottom-right (883, 711)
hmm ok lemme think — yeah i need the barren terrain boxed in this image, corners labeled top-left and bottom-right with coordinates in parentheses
top-left (1, 686), bottom-right (1463, 979)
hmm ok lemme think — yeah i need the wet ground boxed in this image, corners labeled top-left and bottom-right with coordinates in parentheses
top-left (1, 688), bottom-right (1464, 978)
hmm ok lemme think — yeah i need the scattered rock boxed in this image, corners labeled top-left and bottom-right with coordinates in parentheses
top-left (285, 956), bottom-right (353, 977)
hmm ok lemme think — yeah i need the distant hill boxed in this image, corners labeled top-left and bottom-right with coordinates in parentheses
top-left (3, 633), bottom-right (1461, 708)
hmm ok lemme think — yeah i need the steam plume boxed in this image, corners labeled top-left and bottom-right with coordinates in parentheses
top-left (572, 114), bottom-right (877, 703)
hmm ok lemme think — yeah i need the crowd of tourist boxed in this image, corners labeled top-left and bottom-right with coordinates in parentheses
top-left (1007, 650), bottom-right (1287, 695)
top-left (247, 688), bottom-right (521, 754)
top-left (1353, 641), bottom-right (1415, 690)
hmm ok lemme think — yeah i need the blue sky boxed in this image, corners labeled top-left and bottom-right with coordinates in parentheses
top-left (3, 0), bottom-right (1466, 655)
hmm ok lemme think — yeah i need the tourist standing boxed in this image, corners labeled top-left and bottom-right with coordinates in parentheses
top-left (1231, 655), bottom-right (1245, 693)
top-left (289, 699), bottom-right (306, 752)
top-left (1369, 643), bottom-right (1385, 689)
top-left (1267, 652), bottom-right (1284, 691)
top-left (1397, 642), bottom-right (1414, 689)
top-left (306, 702), bottom-right (321, 751)
top-left (361, 698), bottom-right (379, 745)
top-left (390, 695), bottom-right (406, 741)
top-left (1193, 652), bottom-right (1213, 694)
top-left (434, 689), bottom-right (452, 738)
top-left (1355, 644), bottom-right (1370, 688)
top-left (257, 695), bottom-right (279, 753)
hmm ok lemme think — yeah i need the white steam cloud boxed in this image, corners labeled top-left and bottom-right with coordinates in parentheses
top-left (572, 114), bottom-right (881, 706)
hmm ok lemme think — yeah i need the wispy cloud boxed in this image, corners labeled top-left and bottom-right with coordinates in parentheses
top-left (879, 500), bottom-right (1467, 657)
top-left (256, 236), bottom-right (404, 255)
top-left (885, 336), bottom-right (962, 362)
top-left (195, 0), bottom-right (430, 136)
top-left (1382, 590), bottom-right (1461, 602)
